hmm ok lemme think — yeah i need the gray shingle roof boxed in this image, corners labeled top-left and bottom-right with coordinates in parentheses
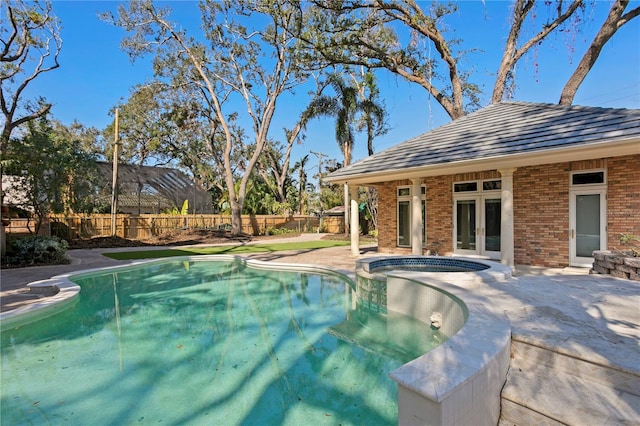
top-left (326, 102), bottom-right (640, 182)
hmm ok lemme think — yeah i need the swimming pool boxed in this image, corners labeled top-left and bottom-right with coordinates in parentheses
top-left (0, 257), bottom-right (448, 425)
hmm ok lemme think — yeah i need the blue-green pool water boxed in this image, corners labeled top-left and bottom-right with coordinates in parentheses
top-left (1, 258), bottom-right (445, 425)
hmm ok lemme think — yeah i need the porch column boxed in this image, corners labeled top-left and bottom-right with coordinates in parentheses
top-left (411, 179), bottom-right (423, 255)
top-left (349, 185), bottom-right (360, 255)
top-left (344, 183), bottom-right (349, 234)
top-left (498, 168), bottom-right (516, 267)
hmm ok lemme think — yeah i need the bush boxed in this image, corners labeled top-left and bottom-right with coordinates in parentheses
top-left (3, 235), bottom-right (69, 268)
top-left (264, 227), bottom-right (296, 236)
top-left (619, 233), bottom-right (639, 257)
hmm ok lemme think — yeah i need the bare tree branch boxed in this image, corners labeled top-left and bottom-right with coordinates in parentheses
top-left (559, 0), bottom-right (640, 105)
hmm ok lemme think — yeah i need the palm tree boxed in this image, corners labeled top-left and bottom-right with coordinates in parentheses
top-left (354, 70), bottom-right (388, 156)
top-left (306, 73), bottom-right (360, 166)
top-left (306, 71), bottom-right (387, 233)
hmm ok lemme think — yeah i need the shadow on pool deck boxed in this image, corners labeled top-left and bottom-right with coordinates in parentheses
top-left (2, 236), bottom-right (639, 421)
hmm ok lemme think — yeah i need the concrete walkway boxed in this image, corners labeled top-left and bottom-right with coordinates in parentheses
top-left (2, 234), bottom-right (639, 396)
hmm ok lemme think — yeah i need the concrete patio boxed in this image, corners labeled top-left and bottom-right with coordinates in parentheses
top-left (1, 233), bottom-right (638, 424)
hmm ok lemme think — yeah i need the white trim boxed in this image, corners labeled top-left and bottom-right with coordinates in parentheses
top-left (570, 168), bottom-right (607, 188)
top-left (452, 179), bottom-right (503, 260)
top-left (569, 169), bottom-right (607, 267)
top-left (569, 187), bottom-right (607, 267)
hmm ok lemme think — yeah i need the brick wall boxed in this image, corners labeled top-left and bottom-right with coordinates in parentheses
top-left (514, 163), bottom-right (570, 266)
top-left (426, 175), bottom-right (453, 254)
top-left (606, 155), bottom-right (640, 250)
top-left (377, 181), bottom-right (399, 253)
top-left (375, 154), bottom-right (637, 268)
top-left (377, 171), bottom-right (499, 255)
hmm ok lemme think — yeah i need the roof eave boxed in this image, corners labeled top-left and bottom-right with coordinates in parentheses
top-left (324, 137), bottom-right (640, 186)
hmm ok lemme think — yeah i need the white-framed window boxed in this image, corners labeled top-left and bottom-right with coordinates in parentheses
top-left (570, 169), bottom-right (606, 187)
top-left (397, 185), bottom-right (426, 247)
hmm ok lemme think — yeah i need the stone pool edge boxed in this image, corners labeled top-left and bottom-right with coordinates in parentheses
top-left (386, 270), bottom-right (511, 425)
top-left (356, 256), bottom-right (512, 425)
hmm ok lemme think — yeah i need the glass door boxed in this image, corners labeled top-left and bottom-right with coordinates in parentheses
top-left (454, 196), bottom-right (501, 259)
top-left (570, 189), bottom-right (606, 266)
top-left (482, 198), bottom-right (501, 259)
top-left (455, 198), bottom-right (477, 254)
top-left (397, 200), bottom-right (411, 247)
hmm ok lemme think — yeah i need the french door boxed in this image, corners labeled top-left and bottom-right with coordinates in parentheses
top-left (454, 196), bottom-right (501, 259)
top-left (569, 189), bottom-right (606, 267)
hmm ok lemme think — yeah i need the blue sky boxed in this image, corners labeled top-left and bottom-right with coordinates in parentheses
top-left (21, 1), bottom-right (640, 167)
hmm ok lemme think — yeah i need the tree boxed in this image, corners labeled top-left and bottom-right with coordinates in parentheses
top-left (255, 141), bottom-right (294, 208)
top-left (299, 1), bottom-right (631, 119)
top-left (353, 69), bottom-right (388, 157)
top-left (0, 0), bottom-right (61, 160)
top-left (299, 1), bottom-right (479, 119)
top-left (305, 73), bottom-right (362, 166)
top-left (104, 0), bottom-right (314, 235)
top-left (254, 80), bottom-right (328, 207)
top-left (491, 0), bottom-right (584, 103)
top-left (103, 85), bottom-right (185, 214)
top-left (103, 85), bottom-right (169, 167)
top-left (304, 71), bottom-right (387, 232)
top-left (294, 154), bottom-right (309, 214)
top-left (559, 0), bottom-right (640, 105)
top-left (3, 117), bottom-right (100, 232)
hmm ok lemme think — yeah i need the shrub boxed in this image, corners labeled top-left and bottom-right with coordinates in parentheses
top-left (4, 235), bottom-right (69, 267)
top-left (265, 226), bottom-right (295, 236)
top-left (619, 234), bottom-right (639, 257)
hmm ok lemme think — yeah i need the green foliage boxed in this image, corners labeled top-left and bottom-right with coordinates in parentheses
top-left (619, 234), bottom-right (640, 257)
top-left (321, 184), bottom-right (344, 211)
top-left (3, 235), bottom-right (69, 267)
top-left (162, 200), bottom-right (189, 215)
top-left (102, 0), bottom-right (317, 235)
top-left (265, 226), bottom-right (296, 236)
top-left (3, 116), bottom-right (102, 230)
top-left (305, 73), bottom-right (360, 166)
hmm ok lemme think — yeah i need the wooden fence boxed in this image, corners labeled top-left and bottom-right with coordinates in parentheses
top-left (4, 214), bottom-right (345, 240)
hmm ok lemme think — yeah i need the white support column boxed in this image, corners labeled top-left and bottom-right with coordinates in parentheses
top-left (349, 185), bottom-right (360, 255)
top-left (411, 179), bottom-right (423, 255)
top-left (344, 183), bottom-right (349, 235)
top-left (498, 168), bottom-right (516, 267)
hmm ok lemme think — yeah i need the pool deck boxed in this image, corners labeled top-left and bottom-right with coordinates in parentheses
top-left (2, 233), bottom-right (639, 421)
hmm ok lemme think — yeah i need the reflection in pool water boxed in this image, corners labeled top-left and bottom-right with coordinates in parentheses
top-left (1, 258), bottom-right (447, 425)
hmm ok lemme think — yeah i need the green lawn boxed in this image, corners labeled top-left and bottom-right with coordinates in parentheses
top-left (103, 240), bottom-right (351, 260)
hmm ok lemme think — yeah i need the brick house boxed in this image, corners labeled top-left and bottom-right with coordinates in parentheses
top-left (325, 102), bottom-right (640, 268)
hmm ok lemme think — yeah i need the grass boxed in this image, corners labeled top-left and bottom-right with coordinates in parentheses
top-left (103, 240), bottom-right (351, 260)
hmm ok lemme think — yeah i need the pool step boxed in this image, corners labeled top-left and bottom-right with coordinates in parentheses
top-left (500, 339), bottom-right (640, 425)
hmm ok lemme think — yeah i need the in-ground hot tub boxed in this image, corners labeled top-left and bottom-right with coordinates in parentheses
top-left (354, 255), bottom-right (512, 425)
top-left (354, 255), bottom-right (511, 317)
top-left (356, 255), bottom-right (510, 282)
